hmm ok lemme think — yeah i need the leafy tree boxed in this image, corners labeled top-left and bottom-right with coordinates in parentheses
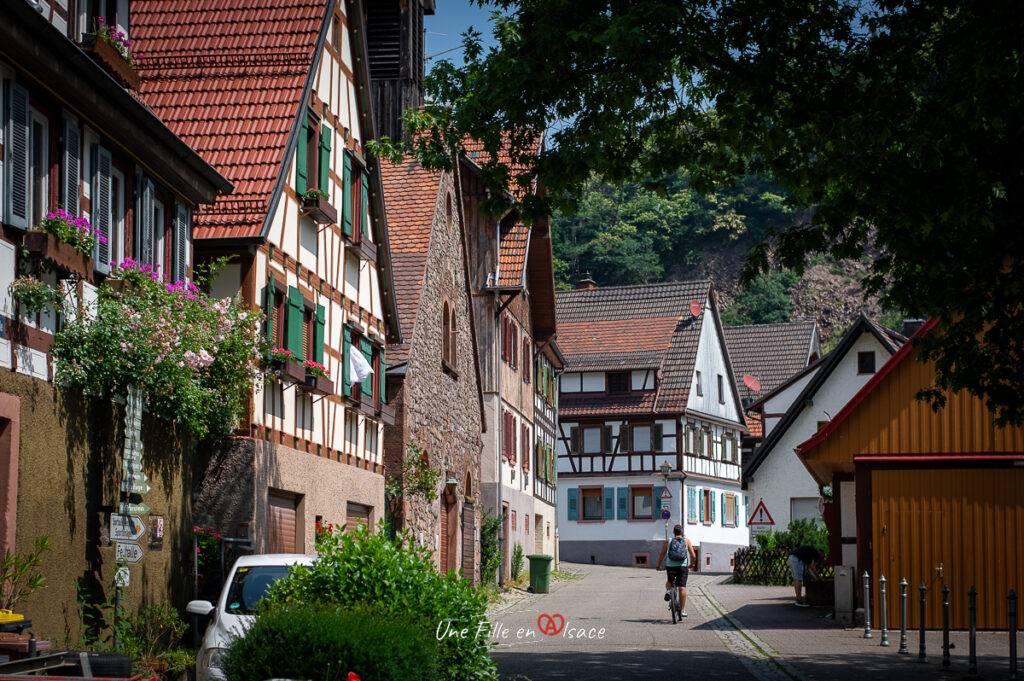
top-left (720, 270), bottom-right (800, 326)
top-left (376, 0), bottom-right (1024, 425)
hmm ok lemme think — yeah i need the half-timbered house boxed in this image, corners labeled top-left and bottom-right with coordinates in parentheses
top-left (556, 281), bottom-right (747, 571)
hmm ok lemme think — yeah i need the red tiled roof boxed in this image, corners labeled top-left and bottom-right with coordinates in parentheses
top-left (133, 0), bottom-right (325, 239)
top-left (498, 222), bottom-right (529, 287)
top-left (462, 132), bottom-right (541, 200)
top-left (746, 412), bottom-right (764, 438)
top-left (558, 317), bottom-right (679, 357)
top-left (560, 392), bottom-right (659, 418)
top-left (379, 156), bottom-right (443, 364)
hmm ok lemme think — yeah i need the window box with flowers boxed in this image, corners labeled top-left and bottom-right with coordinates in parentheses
top-left (301, 189), bottom-right (337, 225)
top-left (23, 209), bottom-right (102, 278)
top-left (82, 18), bottom-right (142, 90)
top-left (300, 359), bottom-right (334, 396)
top-left (267, 347), bottom-right (305, 384)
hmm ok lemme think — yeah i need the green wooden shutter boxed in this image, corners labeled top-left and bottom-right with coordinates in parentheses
top-left (567, 488), bottom-right (578, 521)
top-left (616, 487), bottom-right (628, 520)
top-left (314, 304), bottom-right (325, 364)
top-left (263, 273), bottom-right (275, 342)
top-left (378, 348), bottom-right (386, 404)
top-left (318, 124), bottom-right (331, 192)
top-left (653, 423), bottom-right (664, 452)
top-left (360, 171), bottom-right (369, 238)
top-left (653, 486), bottom-right (664, 519)
top-left (710, 491), bottom-right (717, 523)
top-left (342, 327), bottom-right (352, 396)
top-left (619, 425), bottom-right (631, 453)
top-left (687, 487), bottom-right (697, 523)
top-left (5, 80), bottom-right (30, 230)
top-left (602, 425), bottom-right (613, 453)
top-left (570, 427), bottom-right (580, 455)
top-left (296, 117), bottom-right (308, 195)
top-left (699, 491), bottom-right (705, 523)
top-left (286, 287), bottom-right (305, 360)
top-left (603, 488), bottom-right (614, 520)
top-left (342, 151), bottom-right (353, 236)
top-left (359, 337), bottom-right (373, 396)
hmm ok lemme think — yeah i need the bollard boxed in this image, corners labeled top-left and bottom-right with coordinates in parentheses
top-left (967, 586), bottom-right (977, 677)
top-left (941, 584), bottom-right (951, 670)
top-left (864, 571), bottom-right (873, 638)
top-left (880, 575), bottom-right (890, 647)
top-left (919, 581), bottom-right (928, 663)
top-left (27, 633), bottom-right (36, 658)
top-left (899, 578), bottom-right (909, 654)
top-left (1010, 590), bottom-right (1018, 681)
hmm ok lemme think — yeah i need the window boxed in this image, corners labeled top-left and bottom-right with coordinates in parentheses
top-left (695, 370), bottom-right (703, 396)
top-left (365, 422), bottom-right (378, 456)
top-left (717, 374), bottom-right (725, 404)
top-left (547, 522), bottom-right (550, 538)
top-left (521, 423), bottom-right (530, 472)
top-left (511, 510), bottom-right (516, 531)
top-left (500, 312), bottom-right (518, 370)
top-left (29, 109), bottom-right (50, 228)
top-left (502, 410), bottom-right (517, 464)
top-left (607, 372), bottom-right (629, 394)
top-left (702, 489), bottom-right (712, 524)
top-left (345, 412), bottom-right (359, 447)
top-left (81, 0), bottom-right (128, 42)
top-left (724, 493), bottom-right (737, 527)
top-left (524, 514), bottom-right (529, 534)
top-left (109, 168), bottom-right (126, 265)
top-left (582, 426), bottom-right (602, 454)
top-left (305, 112), bottom-right (319, 190)
top-left (858, 351), bottom-right (876, 374)
top-left (152, 198), bottom-right (166, 271)
top-left (303, 307), bottom-right (314, 361)
top-left (581, 488), bottom-right (603, 520)
top-left (522, 338), bottom-right (531, 383)
top-left (632, 424), bottom-right (652, 452)
top-left (631, 487), bottom-right (653, 520)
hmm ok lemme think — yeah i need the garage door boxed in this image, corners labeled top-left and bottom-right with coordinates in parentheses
top-left (267, 493), bottom-right (297, 553)
top-left (872, 467), bottom-right (1024, 629)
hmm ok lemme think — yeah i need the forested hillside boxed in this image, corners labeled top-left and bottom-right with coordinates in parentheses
top-left (551, 173), bottom-right (898, 346)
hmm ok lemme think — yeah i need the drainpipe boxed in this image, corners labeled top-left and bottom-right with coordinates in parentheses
top-left (494, 284), bottom-right (504, 588)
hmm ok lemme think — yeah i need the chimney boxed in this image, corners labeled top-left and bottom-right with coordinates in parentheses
top-left (900, 318), bottom-right (926, 337)
top-left (577, 274), bottom-right (597, 290)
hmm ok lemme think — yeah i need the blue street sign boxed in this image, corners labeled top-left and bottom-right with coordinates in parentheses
top-left (661, 509), bottom-right (671, 520)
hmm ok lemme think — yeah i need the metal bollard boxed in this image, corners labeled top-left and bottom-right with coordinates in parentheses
top-left (941, 584), bottom-right (951, 670)
top-left (880, 575), bottom-right (890, 646)
top-left (919, 581), bottom-right (928, 663)
top-left (967, 586), bottom-right (977, 677)
top-left (1010, 590), bottom-right (1018, 681)
top-left (899, 578), bottom-right (909, 654)
top-left (864, 571), bottom-right (873, 638)
top-left (27, 633), bottom-right (36, 658)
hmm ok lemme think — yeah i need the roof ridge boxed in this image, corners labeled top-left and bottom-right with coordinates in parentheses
top-left (556, 279), bottom-right (711, 296)
top-left (724, 320), bottom-right (816, 330)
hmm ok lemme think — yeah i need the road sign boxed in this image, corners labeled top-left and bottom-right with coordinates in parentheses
top-left (123, 470), bottom-right (148, 485)
top-left (122, 478), bottom-right (151, 494)
top-left (119, 502), bottom-right (150, 516)
top-left (660, 499), bottom-right (671, 510)
top-left (748, 499), bottom-right (775, 526)
top-left (115, 566), bottom-right (130, 587)
top-left (110, 514), bottom-right (146, 542)
top-left (661, 509), bottom-right (671, 520)
top-left (115, 541), bottom-right (144, 564)
top-left (817, 497), bottom-right (826, 514)
top-left (658, 487), bottom-right (672, 499)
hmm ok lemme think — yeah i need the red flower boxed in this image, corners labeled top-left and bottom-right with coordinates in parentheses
top-left (347, 673), bottom-right (360, 681)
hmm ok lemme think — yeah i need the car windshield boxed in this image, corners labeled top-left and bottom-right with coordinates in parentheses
top-left (223, 565), bottom-right (293, 615)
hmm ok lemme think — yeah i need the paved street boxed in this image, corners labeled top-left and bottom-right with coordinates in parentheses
top-left (491, 564), bottom-right (1021, 681)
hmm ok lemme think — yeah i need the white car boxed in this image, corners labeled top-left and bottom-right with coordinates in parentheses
top-left (186, 553), bottom-right (316, 681)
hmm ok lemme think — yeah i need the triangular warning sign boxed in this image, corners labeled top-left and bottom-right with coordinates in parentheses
top-left (659, 487), bottom-right (672, 499)
top-left (748, 499), bottom-right (775, 526)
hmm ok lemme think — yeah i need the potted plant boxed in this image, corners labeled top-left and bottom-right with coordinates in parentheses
top-left (23, 209), bottom-right (101, 278)
top-left (301, 188), bottom-right (337, 225)
top-left (300, 359), bottom-right (334, 396)
top-left (267, 347), bottom-right (305, 383)
top-left (8, 277), bottom-right (64, 317)
top-left (82, 17), bottom-right (142, 90)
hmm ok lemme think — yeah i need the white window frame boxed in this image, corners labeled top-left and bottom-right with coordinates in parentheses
top-left (110, 167), bottom-right (126, 266)
top-left (29, 108), bottom-right (50, 228)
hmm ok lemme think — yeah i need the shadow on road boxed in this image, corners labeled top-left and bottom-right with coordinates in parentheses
top-left (494, 648), bottom-right (753, 681)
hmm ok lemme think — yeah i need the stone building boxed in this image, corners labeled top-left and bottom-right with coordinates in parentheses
top-left (380, 156), bottom-right (484, 579)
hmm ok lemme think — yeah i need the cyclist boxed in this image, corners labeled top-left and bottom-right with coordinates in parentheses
top-left (655, 524), bottom-right (695, 617)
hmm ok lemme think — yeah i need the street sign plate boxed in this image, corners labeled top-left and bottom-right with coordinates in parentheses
top-left (660, 499), bottom-right (671, 510)
top-left (748, 499), bottom-right (775, 526)
top-left (659, 487), bottom-right (672, 499)
top-left (123, 470), bottom-right (148, 485)
top-left (121, 479), bottom-right (151, 494)
top-left (119, 502), bottom-right (150, 516)
top-left (115, 566), bottom-right (130, 587)
top-left (110, 514), bottom-right (146, 542)
top-left (661, 509), bottom-right (671, 520)
top-left (114, 541), bottom-right (144, 564)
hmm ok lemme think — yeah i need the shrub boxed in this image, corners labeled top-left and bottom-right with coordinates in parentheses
top-left (479, 510), bottom-right (503, 585)
top-left (223, 605), bottom-right (437, 681)
top-left (753, 518), bottom-right (829, 554)
top-left (0, 536), bottom-right (50, 611)
top-left (511, 543), bottom-right (524, 580)
top-left (265, 525), bottom-right (495, 681)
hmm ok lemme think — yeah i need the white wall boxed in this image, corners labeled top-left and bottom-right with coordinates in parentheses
top-left (761, 368), bottom-right (817, 437)
top-left (687, 301), bottom-right (740, 422)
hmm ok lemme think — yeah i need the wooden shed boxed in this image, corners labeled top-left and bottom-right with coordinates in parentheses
top-left (796, 319), bottom-right (1024, 630)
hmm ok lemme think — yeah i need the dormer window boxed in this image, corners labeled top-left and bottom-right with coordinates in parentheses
top-left (607, 372), bottom-right (629, 395)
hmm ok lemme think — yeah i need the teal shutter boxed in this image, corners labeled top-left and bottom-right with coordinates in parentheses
top-left (699, 491), bottom-right (705, 523)
top-left (734, 496), bottom-right (740, 526)
top-left (378, 348), bottom-right (386, 404)
top-left (687, 487), bottom-right (697, 523)
top-left (619, 425), bottom-right (630, 453)
top-left (653, 486), bottom-right (664, 521)
top-left (710, 491), bottom-right (717, 523)
top-left (342, 152), bottom-right (353, 236)
top-left (359, 337), bottom-right (373, 396)
top-left (314, 304), bottom-right (325, 364)
top-left (360, 171), bottom-right (369, 238)
top-left (342, 327), bottom-right (352, 396)
top-left (616, 488), bottom-right (628, 520)
top-left (653, 423), bottom-right (664, 452)
top-left (286, 287), bottom-right (305, 360)
top-left (318, 124), bottom-right (331, 192)
top-left (567, 488), bottom-right (578, 521)
top-left (296, 117), bottom-right (308, 195)
top-left (603, 488), bottom-right (614, 520)
top-left (4, 80), bottom-right (30, 230)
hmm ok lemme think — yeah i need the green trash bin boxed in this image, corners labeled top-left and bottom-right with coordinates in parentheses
top-left (527, 554), bottom-right (554, 593)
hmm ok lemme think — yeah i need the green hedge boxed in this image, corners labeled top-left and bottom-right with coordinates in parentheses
top-left (223, 605), bottom-right (437, 681)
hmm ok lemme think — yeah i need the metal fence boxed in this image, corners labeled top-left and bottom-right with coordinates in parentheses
top-left (732, 547), bottom-right (834, 585)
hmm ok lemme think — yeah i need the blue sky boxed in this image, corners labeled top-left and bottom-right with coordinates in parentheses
top-left (424, 0), bottom-right (498, 68)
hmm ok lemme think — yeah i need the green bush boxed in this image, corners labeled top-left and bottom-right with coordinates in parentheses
top-left (265, 525), bottom-right (495, 681)
top-left (479, 510), bottom-right (503, 585)
top-left (511, 543), bottom-right (524, 580)
top-left (223, 605), bottom-right (437, 681)
top-left (754, 518), bottom-right (829, 554)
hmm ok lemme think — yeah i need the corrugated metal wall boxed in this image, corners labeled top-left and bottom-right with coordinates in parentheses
top-left (872, 468), bottom-right (1024, 630)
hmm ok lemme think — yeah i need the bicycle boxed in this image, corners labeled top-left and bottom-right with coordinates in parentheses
top-left (668, 585), bottom-right (682, 624)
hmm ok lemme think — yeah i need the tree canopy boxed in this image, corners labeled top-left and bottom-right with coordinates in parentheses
top-left (378, 0), bottom-right (1024, 424)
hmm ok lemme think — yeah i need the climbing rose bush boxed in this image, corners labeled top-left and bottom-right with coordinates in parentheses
top-left (52, 258), bottom-right (265, 439)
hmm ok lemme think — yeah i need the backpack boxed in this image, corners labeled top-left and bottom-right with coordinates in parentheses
top-left (668, 537), bottom-right (688, 564)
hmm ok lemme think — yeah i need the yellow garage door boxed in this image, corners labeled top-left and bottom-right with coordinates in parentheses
top-left (872, 467), bottom-right (1024, 629)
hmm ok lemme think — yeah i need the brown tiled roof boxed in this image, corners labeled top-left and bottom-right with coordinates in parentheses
top-left (379, 157), bottom-right (443, 365)
top-left (723, 322), bottom-right (819, 406)
top-left (556, 281), bottom-right (713, 414)
top-left (746, 412), bottom-right (764, 438)
top-left (560, 392), bottom-right (659, 418)
top-left (497, 222), bottom-right (529, 287)
top-left (133, 0), bottom-right (324, 239)
top-left (462, 132), bottom-right (541, 201)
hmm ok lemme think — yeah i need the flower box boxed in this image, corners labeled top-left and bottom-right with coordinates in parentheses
top-left (271, 358), bottom-right (306, 384)
top-left (357, 238), bottom-right (378, 263)
top-left (23, 231), bottom-right (93, 278)
top-left (82, 35), bottom-right (141, 91)
top-left (302, 195), bottom-right (338, 225)
top-left (380, 402), bottom-right (396, 426)
top-left (301, 373), bottom-right (334, 396)
top-left (358, 390), bottom-right (377, 418)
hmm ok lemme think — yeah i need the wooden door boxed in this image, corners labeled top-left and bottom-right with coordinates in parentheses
top-left (440, 498), bottom-right (450, 571)
top-left (461, 501), bottom-right (475, 582)
top-left (346, 502), bottom-right (371, 534)
top-left (267, 493), bottom-right (297, 553)
top-left (872, 467), bottom-right (1024, 629)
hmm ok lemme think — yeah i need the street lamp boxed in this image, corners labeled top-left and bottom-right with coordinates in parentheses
top-left (659, 461), bottom-right (672, 539)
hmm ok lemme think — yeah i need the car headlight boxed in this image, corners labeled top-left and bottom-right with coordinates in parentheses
top-left (203, 647), bottom-right (226, 669)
